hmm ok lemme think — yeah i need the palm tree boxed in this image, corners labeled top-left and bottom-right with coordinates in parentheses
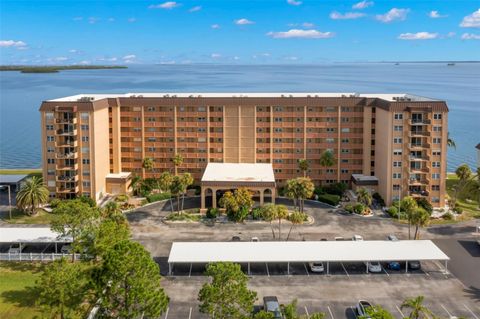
top-left (172, 153), bottom-right (183, 176)
top-left (319, 150), bottom-right (335, 184)
top-left (298, 159), bottom-right (309, 177)
top-left (412, 208), bottom-right (431, 239)
top-left (286, 210), bottom-right (305, 241)
top-left (447, 132), bottom-right (456, 150)
top-left (16, 176), bottom-right (49, 216)
top-left (451, 164), bottom-right (472, 209)
top-left (401, 296), bottom-right (433, 319)
top-left (130, 175), bottom-right (142, 196)
top-left (142, 157), bottom-right (154, 177)
top-left (401, 196), bottom-right (418, 240)
top-left (356, 188), bottom-right (372, 207)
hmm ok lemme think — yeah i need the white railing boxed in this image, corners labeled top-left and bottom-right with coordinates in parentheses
top-left (0, 252), bottom-right (82, 262)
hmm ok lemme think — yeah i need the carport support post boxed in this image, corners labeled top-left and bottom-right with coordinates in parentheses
top-left (287, 262), bottom-right (290, 275)
top-left (405, 261), bottom-right (408, 273)
top-left (248, 262), bottom-right (250, 275)
top-left (55, 242), bottom-right (57, 253)
top-left (444, 260), bottom-right (448, 274)
top-left (168, 263), bottom-right (172, 276)
top-left (327, 262), bottom-right (329, 275)
top-left (366, 262), bottom-right (368, 274)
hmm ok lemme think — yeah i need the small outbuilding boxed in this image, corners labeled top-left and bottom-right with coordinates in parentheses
top-left (200, 163), bottom-right (276, 211)
top-left (0, 174), bottom-right (29, 192)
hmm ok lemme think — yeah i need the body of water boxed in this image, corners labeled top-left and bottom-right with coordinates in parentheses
top-left (0, 63), bottom-right (479, 171)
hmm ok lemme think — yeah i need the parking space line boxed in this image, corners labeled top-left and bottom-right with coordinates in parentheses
top-left (440, 303), bottom-right (452, 318)
top-left (382, 266), bottom-right (390, 277)
top-left (303, 263), bottom-right (310, 277)
top-left (164, 307), bottom-right (169, 319)
top-left (265, 263), bottom-right (270, 277)
top-left (189, 263), bottom-right (192, 278)
top-left (463, 304), bottom-right (479, 319)
top-left (188, 307), bottom-right (192, 319)
top-left (327, 305), bottom-right (335, 319)
top-left (395, 305), bottom-right (405, 318)
top-left (341, 262), bottom-right (350, 277)
top-left (304, 306), bottom-right (310, 317)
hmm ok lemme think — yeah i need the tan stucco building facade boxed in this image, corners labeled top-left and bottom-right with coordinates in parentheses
top-left (39, 93), bottom-right (448, 207)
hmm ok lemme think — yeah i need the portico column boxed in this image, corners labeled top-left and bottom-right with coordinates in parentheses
top-left (259, 189), bottom-right (264, 206)
top-left (212, 188), bottom-right (217, 208)
top-left (271, 187), bottom-right (276, 204)
top-left (201, 186), bottom-right (205, 209)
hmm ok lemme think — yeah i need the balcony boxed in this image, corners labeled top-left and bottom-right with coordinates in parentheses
top-left (410, 119), bottom-right (431, 125)
top-left (56, 186), bottom-right (79, 194)
top-left (408, 143), bottom-right (430, 149)
top-left (410, 166), bottom-right (429, 174)
top-left (56, 163), bottom-right (79, 171)
top-left (55, 118), bottom-right (77, 124)
top-left (409, 155), bottom-right (430, 161)
top-left (56, 175), bottom-right (79, 182)
top-left (56, 129), bottom-right (77, 136)
top-left (55, 152), bottom-right (78, 159)
top-left (408, 131), bottom-right (430, 137)
top-left (409, 189), bottom-right (429, 197)
top-left (408, 178), bottom-right (429, 185)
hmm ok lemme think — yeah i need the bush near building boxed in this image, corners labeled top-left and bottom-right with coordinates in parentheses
top-left (317, 194), bottom-right (341, 206)
top-left (146, 192), bottom-right (172, 203)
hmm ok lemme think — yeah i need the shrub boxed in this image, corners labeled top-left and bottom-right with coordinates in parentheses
top-left (314, 186), bottom-right (325, 196)
top-left (354, 203), bottom-right (365, 214)
top-left (344, 204), bottom-right (354, 214)
top-left (146, 192), bottom-right (171, 203)
top-left (443, 212), bottom-right (454, 220)
top-left (278, 187), bottom-right (285, 197)
top-left (115, 194), bottom-right (129, 202)
top-left (324, 182), bottom-right (348, 196)
top-left (206, 207), bottom-right (219, 219)
top-left (317, 194), bottom-right (341, 206)
top-left (386, 206), bottom-right (399, 218)
top-left (453, 206), bottom-right (463, 214)
top-left (49, 198), bottom-right (61, 208)
top-left (78, 195), bottom-right (96, 207)
top-left (251, 207), bottom-right (263, 220)
top-left (415, 197), bottom-right (433, 214)
top-left (372, 192), bottom-right (385, 207)
top-left (227, 206), bottom-right (249, 222)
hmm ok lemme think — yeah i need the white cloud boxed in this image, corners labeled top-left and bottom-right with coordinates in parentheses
top-left (428, 11), bottom-right (447, 19)
top-left (149, 2), bottom-right (180, 9)
top-left (352, 1), bottom-right (374, 10)
top-left (267, 29), bottom-right (334, 39)
top-left (460, 9), bottom-right (480, 28)
top-left (98, 57), bottom-right (118, 62)
top-left (235, 18), bottom-right (255, 25)
top-left (211, 53), bottom-right (221, 58)
top-left (53, 56), bottom-right (68, 61)
top-left (330, 11), bottom-right (366, 20)
top-left (0, 40), bottom-right (27, 48)
top-left (233, 56), bottom-right (240, 60)
top-left (128, 17), bottom-right (136, 23)
top-left (79, 60), bottom-right (91, 65)
top-left (284, 56), bottom-right (299, 61)
top-left (376, 8), bottom-right (410, 23)
top-left (287, 0), bottom-right (302, 6)
top-left (69, 49), bottom-right (78, 53)
top-left (88, 17), bottom-right (100, 24)
top-left (398, 32), bottom-right (438, 40)
top-left (461, 33), bottom-right (480, 40)
top-left (302, 22), bottom-right (314, 28)
top-left (211, 24), bottom-right (220, 29)
top-left (446, 32), bottom-right (456, 38)
top-left (123, 54), bottom-right (136, 60)
top-left (189, 6), bottom-right (201, 12)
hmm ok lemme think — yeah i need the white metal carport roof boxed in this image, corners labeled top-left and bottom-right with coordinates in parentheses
top-left (168, 240), bottom-right (449, 264)
top-left (0, 227), bottom-right (72, 243)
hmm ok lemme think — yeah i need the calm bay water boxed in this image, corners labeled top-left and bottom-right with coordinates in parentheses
top-left (0, 63), bottom-right (479, 171)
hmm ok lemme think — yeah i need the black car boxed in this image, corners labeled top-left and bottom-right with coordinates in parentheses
top-left (263, 296), bottom-right (283, 319)
top-left (408, 260), bottom-right (421, 270)
top-left (231, 236), bottom-right (241, 242)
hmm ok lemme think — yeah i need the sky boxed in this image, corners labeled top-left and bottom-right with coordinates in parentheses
top-left (1, 0), bottom-right (479, 64)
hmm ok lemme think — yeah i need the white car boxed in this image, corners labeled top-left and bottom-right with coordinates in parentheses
top-left (251, 237), bottom-right (260, 242)
top-left (352, 235), bottom-right (364, 241)
top-left (309, 262), bottom-right (325, 273)
top-left (365, 261), bottom-right (382, 273)
top-left (8, 243), bottom-right (23, 254)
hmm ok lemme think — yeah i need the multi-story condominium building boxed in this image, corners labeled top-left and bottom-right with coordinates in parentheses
top-left (39, 93), bottom-right (448, 207)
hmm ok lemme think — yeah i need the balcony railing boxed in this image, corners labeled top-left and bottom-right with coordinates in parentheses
top-left (56, 186), bottom-right (79, 193)
top-left (56, 175), bottom-right (78, 182)
top-left (409, 155), bottom-right (430, 161)
top-left (408, 178), bottom-right (429, 185)
top-left (56, 163), bottom-right (79, 171)
top-left (56, 129), bottom-right (77, 136)
top-left (55, 152), bottom-right (78, 159)
top-left (408, 131), bottom-right (431, 137)
top-left (55, 118), bottom-right (77, 124)
top-left (408, 143), bottom-right (430, 149)
top-left (409, 190), bottom-right (430, 197)
top-left (410, 119), bottom-right (431, 125)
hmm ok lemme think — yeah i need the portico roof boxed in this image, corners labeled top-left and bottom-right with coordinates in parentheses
top-left (201, 163), bottom-right (276, 188)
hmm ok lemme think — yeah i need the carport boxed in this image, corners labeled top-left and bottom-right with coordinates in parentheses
top-left (167, 240), bottom-right (450, 275)
top-left (0, 227), bottom-right (72, 260)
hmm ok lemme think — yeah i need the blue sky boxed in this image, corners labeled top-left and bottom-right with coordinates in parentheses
top-left (1, 0), bottom-right (479, 64)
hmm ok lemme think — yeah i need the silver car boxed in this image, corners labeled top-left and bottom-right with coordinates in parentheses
top-left (356, 300), bottom-right (374, 319)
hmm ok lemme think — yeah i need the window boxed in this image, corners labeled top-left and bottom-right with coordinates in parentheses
top-left (47, 136), bottom-right (55, 142)
top-left (432, 173), bottom-right (440, 179)
top-left (147, 106), bottom-right (156, 112)
top-left (433, 126), bottom-right (442, 132)
top-left (46, 125), bottom-right (54, 130)
top-left (341, 159), bottom-right (348, 163)
top-left (81, 124), bottom-right (89, 131)
top-left (327, 128), bottom-right (336, 132)
top-left (198, 106), bottom-right (206, 112)
top-left (274, 117), bottom-right (283, 122)
top-left (326, 138), bottom-right (334, 143)
top-left (432, 150), bottom-right (441, 156)
top-left (134, 147), bottom-right (141, 152)
top-left (393, 138), bottom-right (402, 144)
top-left (81, 147), bottom-right (89, 153)
top-left (433, 138), bottom-right (441, 144)
top-left (133, 117), bottom-right (141, 122)
top-left (133, 127), bottom-right (141, 132)
top-left (394, 113), bottom-right (403, 120)
top-left (341, 138), bottom-right (349, 143)
top-left (341, 128), bottom-right (350, 133)
top-left (147, 117), bottom-right (155, 122)
top-left (83, 171), bottom-right (90, 176)
top-left (394, 125), bottom-right (403, 131)
top-left (82, 159), bottom-right (90, 164)
top-left (47, 180), bottom-right (55, 187)
top-left (432, 162), bottom-right (440, 168)
top-left (341, 117), bottom-right (349, 123)
top-left (82, 136), bottom-right (89, 142)
top-left (393, 173), bottom-right (401, 179)
top-left (433, 113), bottom-right (442, 120)
top-left (341, 169), bottom-right (349, 174)
top-left (45, 112), bottom-right (54, 119)
top-left (47, 147), bottom-right (54, 153)
top-left (326, 169), bottom-right (335, 174)
top-left (147, 147), bottom-right (156, 152)
top-left (83, 181), bottom-right (91, 187)
top-left (274, 128), bottom-right (283, 133)
top-left (393, 161), bottom-right (402, 167)
top-left (432, 185), bottom-right (440, 191)
top-left (341, 149), bottom-right (350, 154)
top-left (147, 137), bottom-right (156, 142)
top-left (393, 149), bottom-right (402, 155)
top-left (47, 169), bottom-right (55, 175)
top-left (80, 112), bottom-right (89, 120)
top-left (393, 184), bottom-right (400, 191)
top-left (198, 137), bottom-right (206, 142)
top-left (47, 158), bottom-right (55, 164)
top-left (431, 197), bottom-right (440, 203)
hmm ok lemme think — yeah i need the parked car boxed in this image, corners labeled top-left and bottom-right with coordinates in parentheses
top-left (355, 300), bottom-right (374, 319)
top-left (8, 243), bottom-right (23, 254)
top-left (408, 260), bottom-right (421, 270)
top-left (308, 262), bottom-right (325, 273)
top-left (387, 261), bottom-right (401, 271)
top-left (387, 234), bottom-right (399, 241)
top-left (352, 235), bottom-right (364, 241)
top-left (61, 244), bottom-right (72, 254)
top-left (320, 238), bottom-right (328, 241)
top-left (365, 261), bottom-right (382, 273)
top-left (334, 237), bottom-right (344, 241)
top-left (231, 236), bottom-right (241, 242)
top-left (263, 296), bottom-right (283, 319)
top-left (251, 237), bottom-right (260, 242)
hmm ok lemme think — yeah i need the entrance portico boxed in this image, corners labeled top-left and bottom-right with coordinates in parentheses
top-left (200, 163), bottom-right (276, 211)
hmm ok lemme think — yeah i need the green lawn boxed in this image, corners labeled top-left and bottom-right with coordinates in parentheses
top-left (0, 169), bottom-right (42, 178)
top-left (446, 173), bottom-right (480, 219)
top-left (0, 209), bottom-right (54, 225)
top-left (0, 263), bottom-right (44, 318)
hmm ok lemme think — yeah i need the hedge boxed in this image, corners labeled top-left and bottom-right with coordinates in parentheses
top-left (317, 194), bottom-right (341, 206)
top-left (146, 192), bottom-right (171, 203)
